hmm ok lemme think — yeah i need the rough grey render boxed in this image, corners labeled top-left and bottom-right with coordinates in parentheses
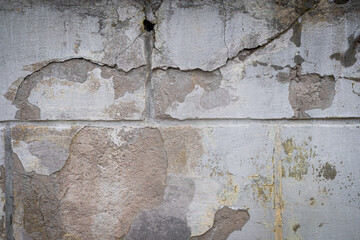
top-left (0, 0), bottom-right (360, 240)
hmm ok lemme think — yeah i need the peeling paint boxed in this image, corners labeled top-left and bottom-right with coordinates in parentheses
top-left (190, 206), bottom-right (250, 240)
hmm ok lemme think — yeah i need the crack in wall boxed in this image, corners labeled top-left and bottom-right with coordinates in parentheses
top-left (4, 124), bottom-right (14, 240)
top-left (144, 1), bottom-right (156, 123)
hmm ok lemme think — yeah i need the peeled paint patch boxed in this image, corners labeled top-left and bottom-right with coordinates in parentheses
top-left (152, 68), bottom-right (222, 118)
top-left (288, 68), bottom-right (336, 118)
top-left (11, 125), bottom-right (80, 175)
top-left (190, 206), bottom-right (250, 240)
top-left (13, 127), bottom-right (168, 240)
top-left (124, 176), bottom-right (195, 240)
top-left (58, 127), bottom-right (167, 239)
top-left (11, 59), bottom-right (145, 120)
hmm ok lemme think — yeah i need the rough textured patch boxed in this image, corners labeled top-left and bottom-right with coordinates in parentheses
top-left (11, 59), bottom-right (146, 120)
top-left (153, 57), bottom-right (295, 119)
top-left (11, 125), bottom-right (80, 175)
top-left (190, 207), bottom-right (250, 240)
top-left (125, 176), bottom-right (195, 240)
top-left (160, 127), bottom-right (204, 175)
top-left (152, 69), bottom-right (223, 118)
top-left (288, 68), bottom-right (336, 118)
top-left (13, 127), bottom-right (168, 240)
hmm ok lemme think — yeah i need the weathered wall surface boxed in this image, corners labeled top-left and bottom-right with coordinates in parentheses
top-left (0, 0), bottom-right (359, 239)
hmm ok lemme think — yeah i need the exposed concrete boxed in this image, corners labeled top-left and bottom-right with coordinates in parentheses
top-left (12, 126), bottom-right (168, 240)
top-left (3, 126), bottom-right (13, 240)
top-left (11, 59), bottom-right (146, 120)
top-left (288, 68), bottom-right (336, 118)
top-left (1, 1), bottom-right (360, 240)
top-left (125, 176), bottom-right (195, 240)
top-left (190, 207), bottom-right (250, 240)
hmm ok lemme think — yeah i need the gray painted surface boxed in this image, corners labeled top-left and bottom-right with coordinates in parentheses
top-left (0, 0), bottom-right (359, 240)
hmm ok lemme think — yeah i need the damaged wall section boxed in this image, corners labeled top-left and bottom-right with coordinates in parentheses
top-left (0, 0), bottom-right (360, 240)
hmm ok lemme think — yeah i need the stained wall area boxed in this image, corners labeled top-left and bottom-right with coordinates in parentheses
top-left (0, 0), bottom-right (360, 239)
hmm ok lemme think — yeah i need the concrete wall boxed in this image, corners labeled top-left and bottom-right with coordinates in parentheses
top-left (0, 0), bottom-right (359, 239)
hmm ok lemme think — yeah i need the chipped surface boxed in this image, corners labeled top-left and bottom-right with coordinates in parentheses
top-left (0, 0), bottom-right (146, 120)
top-left (190, 207), bottom-right (250, 240)
top-left (1, 0), bottom-right (360, 239)
top-left (11, 59), bottom-right (146, 120)
top-left (153, 0), bottom-right (317, 71)
top-left (13, 126), bottom-right (167, 240)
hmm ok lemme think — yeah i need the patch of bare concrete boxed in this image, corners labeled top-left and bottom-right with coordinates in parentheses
top-left (160, 127), bottom-right (203, 175)
top-left (124, 176), bottom-right (195, 240)
top-left (152, 68), bottom-right (223, 118)
top-left (287, 67), bottom-right (335, 118)
top-left (9, 59), bottom-right (145, 120)
top-left (13, 127), bottom-right (168, 240)
top-left (190, 206), bottom-right (250, 240)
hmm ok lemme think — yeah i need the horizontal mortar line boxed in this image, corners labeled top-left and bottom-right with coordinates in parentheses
top-left (0, 118), bottom-right (359, 127)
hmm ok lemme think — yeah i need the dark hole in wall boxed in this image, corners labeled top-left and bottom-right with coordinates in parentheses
top-left (334, 0), bottom-right (349, 4)
top-left (143, 19), bottom-right (155, 32)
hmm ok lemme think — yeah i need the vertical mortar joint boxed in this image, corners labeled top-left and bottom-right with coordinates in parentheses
top-left (4, 123), bottom-right (14, 240)
top-left (144, 1), bottom-right (156, 123)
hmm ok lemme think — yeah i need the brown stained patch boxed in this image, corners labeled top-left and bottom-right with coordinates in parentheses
top-left (282, 138), bottom-right (316, 181)
top-left (160, 127), bottom-right (203, 175)
top-left (288, 67), bottom-right (335, 118)
top-left (318, 162), bottom-right (337, 180)
top-left (11, 125), bottom-right (79, 149)
top-left (63, 233), bottom-right (83, 240)
top-left (58, 127), bottom-right (167, 239)
top-left (310, 197), bottom-right (315, 205)
top-left (273, 0), bottom-right (318, 30)
top-left (13, 127), bottom-right (167, 240)
top-left (101, 66), bottom-right (145, 100)
top-left (152, 68), bottom-right (222, 118)
top-left (105, 102), bottom-right (140, 119)
top-left (251, 175), bottom-right (274, 207)
top-left (4, 77), bottom-right (23, 101)
top-left (190, 207), bottom-right (250, 240)
top-left (13, 154), bottom-right (64, 240)
top-left (11, 59), bottom-right (140, 120)
top-left (292, 223), bottom-right (301, 232)
top-left (22, 59), bottom-right (59, 72)
top-left (305, 0), bottom-right (360, 23)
